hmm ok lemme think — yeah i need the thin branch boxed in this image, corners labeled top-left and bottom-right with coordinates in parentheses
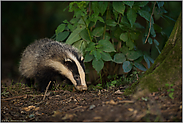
top-left (1, 94), bottom-right (44, 101)
top-left (43, 81), bottom-right (52, 101)
top-left (145, 2), bottom-right (156, 44)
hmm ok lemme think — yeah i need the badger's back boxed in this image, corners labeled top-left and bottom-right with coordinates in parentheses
top-left (19, 38), bottom-right (87, 91)
top-left (19, 38), bottom-right (81, 77)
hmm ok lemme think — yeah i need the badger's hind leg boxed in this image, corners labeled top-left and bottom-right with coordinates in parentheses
top-left (35, 77), bottom-right (53, 92)
top-left (35, 67), bottom-right (57, 92)
top-left (25, 78), bottom-right (35, 87)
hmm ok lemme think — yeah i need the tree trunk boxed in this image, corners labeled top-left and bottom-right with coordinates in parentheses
top-left (125, 13), bottom-right (182, 95)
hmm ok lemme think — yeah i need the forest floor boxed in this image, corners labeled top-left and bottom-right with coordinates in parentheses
top-left (1, 76), bottom-right (182, 122)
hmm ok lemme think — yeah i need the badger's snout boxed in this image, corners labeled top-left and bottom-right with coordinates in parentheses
top-left (76, 85), bottom-right (88, 91)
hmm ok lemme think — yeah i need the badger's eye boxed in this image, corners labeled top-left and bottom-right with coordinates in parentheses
top-left (65, 61), bottom-right (72, 66)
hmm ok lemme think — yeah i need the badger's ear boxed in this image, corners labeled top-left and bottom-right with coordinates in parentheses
top-left (65, 58), bottom-right (72, 62)
top-left (81, 56), bottom-right (84, 62)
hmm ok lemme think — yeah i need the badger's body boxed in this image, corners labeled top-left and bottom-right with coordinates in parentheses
top-left (19, 38), bottom-right (87, 92)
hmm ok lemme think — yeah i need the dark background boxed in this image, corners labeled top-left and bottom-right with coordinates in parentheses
top-left (1, 1), bottom-right (181, 81)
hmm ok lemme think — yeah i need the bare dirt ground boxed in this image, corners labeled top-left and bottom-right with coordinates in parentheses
top-left (1, 78), bottom-right (182, 122)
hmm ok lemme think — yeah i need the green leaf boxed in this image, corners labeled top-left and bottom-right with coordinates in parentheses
top-left (113, 2), bottom-right (125, 15)
top-left (130, 32), bottom-right (140, 40)
top-left (98, 39), bottom-right (116, 52)
top-left (97, 16), bottom-right (105, 23)
top-left (66, 27), bottom-right (84, 44)
top-left (113, 53), bottom-right (126, 64)
top-left (138, 9), bottom-right (151, 22)
top-left (93, 50), bottom-right (101, 60)
top-left (85, 42), bottom-right (95, 51)
top-left (120, 33), bottom-right (128, 42)
top-left (70, 18), bottom-right (79, 24)
top-left (120, 46), bottom-right (129, 55)
top-left (98, 1), bottom-right (108, 16)
top-left (80, 29), bottom-right (91, 42)
top-left (155, 45), bottom-right (161, 54)
top-left (92, 58), bottom-right (104, 73)
top-left (170, 88), bottom-right (174, 91)
top-left (56, 31), bottom-right (70, 41)
top-left (106, 19), bottom-right (117, 27)
top-left (127, 8), bottom-right (137, 28)
top-left (92, 27), bottom-right (104, 37)
top-left (157, 1), bottom-right (164, 8)
top-left (135, 1), bottom-right (148, 7)
top-left (134, 23), bottom-right (145, 29)
top-left (123, 61), bottom-right (132, 73)
top-left (126, 50), bottom-right (143, 61)
top-left (113, 27), bottom-right (123, 39)
top-left (92, 2), bottom-right (99, 15)
top-left (144, 54), bottom-right (154, 64)
top-left (134, 62), bottom-right (147, 71)
top-left (151, 24), bottom-right (156, 37)
top-left (73, 40), bottom-right (87, 54)
top-left (120, 16), bottom-right (131, 28)
top-left (113, 9), bottom-right (119, 21)
top-left (165, 83), bottom-right (169, 87)
top-left (101, 52), bottom-right (112, 61)
top-left (55, 24), bottom-right (65, 35)
top-left (148, 37), bottom-right (153, 44)
top-left (144, 55), bottom-right (150, 68)
top-left (103, 32), bottom-right (111, 40)
top-left (168, 92), bottom-right (174, 99)
top-left (123, 1), bottom-right (134, 8)
top-left (84, 52), bottom-right (94, 62)
top-left (126, 39), bottom-right (135, 50)
top-left (63, 20), bottom-right (69, 23)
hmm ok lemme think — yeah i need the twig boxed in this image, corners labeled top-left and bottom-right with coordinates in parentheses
top-left (43, 81), bottom-right (52, 101)
top-left (136, 73), bottom-right (139, 81)
top-left (1, 94), bottom-right (44, 101)
top-left (1, 95), bottom-right (28, 101)
top-left (145, 2), bottom-right (156, 43)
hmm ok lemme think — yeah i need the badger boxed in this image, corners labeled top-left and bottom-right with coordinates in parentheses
top-left (19, 38), bottom-right (87, 92)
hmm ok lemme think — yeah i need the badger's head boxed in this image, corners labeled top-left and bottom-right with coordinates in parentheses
top-left (47, 48), bottom-right (87, 91)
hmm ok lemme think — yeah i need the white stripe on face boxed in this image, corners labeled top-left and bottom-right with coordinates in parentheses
top-left (46, 60), bottom-right (77, 86)
top-left (66, 51), bottom-right (87, 88)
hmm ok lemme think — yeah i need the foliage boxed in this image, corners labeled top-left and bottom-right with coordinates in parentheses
top-left (89, 70), bottom-right (142, 91)
top-left (53, 1), bottom-right (174, 80)
top-left (165, 83), bottom-right (174, 99)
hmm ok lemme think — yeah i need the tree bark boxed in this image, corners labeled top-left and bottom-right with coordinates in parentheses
top-left (125, 13), bottom-right (182, 95)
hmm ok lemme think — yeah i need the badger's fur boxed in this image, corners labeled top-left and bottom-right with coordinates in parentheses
top-left (19, 38), bottom-right (87, 92)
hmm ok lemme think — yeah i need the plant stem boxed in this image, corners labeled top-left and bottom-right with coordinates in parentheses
top-left (81, 16), bottom-right (93, 42)
top-left (145, 1), bottom-right (156, 43)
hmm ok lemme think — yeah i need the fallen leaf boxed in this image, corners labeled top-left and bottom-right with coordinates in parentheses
top-left (114, 90), bottom-right (124, 95)
top-left (106, 100), bottom-right (118, 105)
top-left (35, 111), bottom-right (41, 116)
top-left (22, 105), bottom-right (36, 112)
top-left (89, 104), bottom-right (96, 110)
top-left (93, 116), bottom-right (102, 120)
top-left (128, 108), bottom-right (134, 112)
top-left (52, 110), bottom-right (63, 117)
top-left (62, 114), bottom-right (75, 120)
top-left (117, 97), bottom-right (123, 100)
top-left (118, 100), bottom-right (134, 103)
top-left (34, 107), bottom-right (40, 111)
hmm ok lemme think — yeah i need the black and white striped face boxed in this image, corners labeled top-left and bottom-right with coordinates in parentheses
top-left (64, 51), bottom-right (87, 91)
top-left (47, 51), bottom-right (87, 91)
